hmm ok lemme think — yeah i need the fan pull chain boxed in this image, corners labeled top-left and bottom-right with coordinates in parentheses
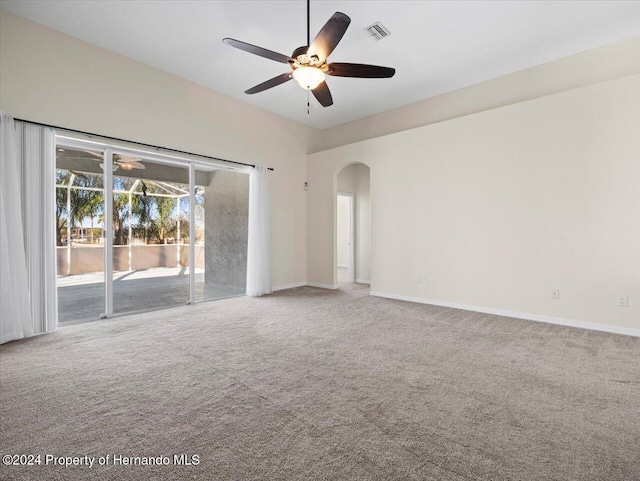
top-left (307, 90), bottom-right (310, 115)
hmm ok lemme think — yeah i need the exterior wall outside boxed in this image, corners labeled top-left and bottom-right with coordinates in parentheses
top-left (204, 170), bottom-right (249, 289)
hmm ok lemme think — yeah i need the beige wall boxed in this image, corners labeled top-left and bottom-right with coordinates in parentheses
top-left (308, 74), bottom-right (640, 332)
top-left (0, 10), bottom-right (311, 289)
top-left (337, 163), bottom-right (371, 283)
top-left (314, 36), bottom-right (640, 153)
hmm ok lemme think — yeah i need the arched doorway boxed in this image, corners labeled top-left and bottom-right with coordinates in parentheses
top-left (335, 163), bottom-right (371, 287)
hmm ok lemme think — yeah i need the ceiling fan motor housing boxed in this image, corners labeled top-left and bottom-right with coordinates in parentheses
top-left (291, 45), bottom-right (309, 59)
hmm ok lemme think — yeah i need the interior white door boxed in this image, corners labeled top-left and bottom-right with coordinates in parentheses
top-left (337, 193), bottom-right (355, 283)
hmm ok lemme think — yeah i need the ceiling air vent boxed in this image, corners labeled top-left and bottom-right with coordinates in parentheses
top-left (365, 22), bottom-right (391, 40)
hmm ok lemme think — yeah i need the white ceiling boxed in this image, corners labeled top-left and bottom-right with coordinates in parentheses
top-left (2, 1), bottom-right (639, 130)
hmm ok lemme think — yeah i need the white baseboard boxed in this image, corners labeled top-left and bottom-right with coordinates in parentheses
top-left (307, 282), bottom-right (339, 290)
top-left (273, 282), bottom-right (307, 292)
top-left (355, 279), bottom-right (370, 285)
top-left (369, 291), bottom-right (640, 338)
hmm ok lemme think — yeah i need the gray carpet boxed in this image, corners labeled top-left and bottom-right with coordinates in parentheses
top-left (1, 284), bottom-right (639, 480)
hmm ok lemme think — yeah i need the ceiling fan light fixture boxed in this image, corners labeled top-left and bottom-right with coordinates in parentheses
top-left (293, 66), bottom-right (325, 90)
top-left (120, 163), bottom-right (134, 171)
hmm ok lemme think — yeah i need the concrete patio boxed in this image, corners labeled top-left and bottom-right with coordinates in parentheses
top-left (57, 267), bottom-right (245, 323)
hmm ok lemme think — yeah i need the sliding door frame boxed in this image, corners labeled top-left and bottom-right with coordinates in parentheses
top-left (188, 162), bottom-right (196, 305)
top-left (104, 147), bottom-right (114, 318)
top-left (54, 134), bottom-right (250, 321)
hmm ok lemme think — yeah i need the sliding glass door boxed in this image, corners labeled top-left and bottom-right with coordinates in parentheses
top-left (111, 154), bottom-right (190, 315)
top-left (55, 137), bottom-right (250, 324)
top-left (55, 146), bottom-right (106, 323)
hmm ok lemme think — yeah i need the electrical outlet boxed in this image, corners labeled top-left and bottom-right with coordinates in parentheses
top-left (617, 295), bottom-right (629, 307)
top-left (416, 276), bottom-right (422, 285)
top-left (551, 289), bottom-right (560, 299)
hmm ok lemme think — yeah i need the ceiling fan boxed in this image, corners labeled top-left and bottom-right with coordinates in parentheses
top-left (112, 155), bottom-right (146, 171)
top-left (58, 149), bottom-right (145, 172)
top-left (222, 0), bottom-right (396, 107)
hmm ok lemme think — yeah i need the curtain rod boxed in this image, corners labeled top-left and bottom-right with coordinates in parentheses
top-left (13, 118), bottom-right (274, 171)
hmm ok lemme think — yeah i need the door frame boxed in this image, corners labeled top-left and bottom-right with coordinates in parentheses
top-left (337, 192), bottom-right (355, 283)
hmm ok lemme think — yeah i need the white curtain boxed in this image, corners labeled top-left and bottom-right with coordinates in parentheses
top-left (0, 112), bottom-right (57, 344)
top-left (246, 165), bottom-right (271, 297)
top-left (0, 112), bottom-right (32, 343)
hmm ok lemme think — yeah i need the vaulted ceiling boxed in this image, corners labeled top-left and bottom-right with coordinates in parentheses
top-left (1, 0), bottom-right (639, 129)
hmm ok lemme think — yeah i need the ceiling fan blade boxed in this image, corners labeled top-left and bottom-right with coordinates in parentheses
top-left (307, 12), bottom-right (351, 62)
top-left (245, 72), bottom-right (293, 94)
top-left (82, 150), bottom-right (103, 158)
top-left (311, 81), bottom-right (333, 107)
top-left (61, 156), bottom-right (105, 162)
top-left (117, 160), bottom-right (145, 169)
top-left (117, 155), bottom-right (142, 162)
top-left (222, 38), bottom-right (292, 64)
top-left (327, 63), bottom-right (396, 78)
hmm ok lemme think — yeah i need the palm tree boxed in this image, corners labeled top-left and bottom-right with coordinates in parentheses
top-left (134, 193), bottom-right (154, 244)
top-left (72, 174), bottom-right (103, 243)
top-left (55, 171), bottom-right (71, 246)
top-left (111, 193), bottom-right (131, 246)
top-left (155, 196), bottom-right (176, 243)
